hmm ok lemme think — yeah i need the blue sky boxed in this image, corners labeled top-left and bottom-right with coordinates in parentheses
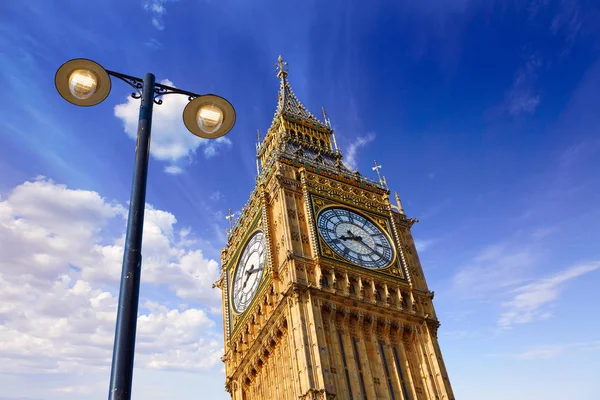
top-left (0, 0), bottom-right (599, 399)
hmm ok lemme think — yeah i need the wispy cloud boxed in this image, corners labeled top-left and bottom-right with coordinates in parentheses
top-left (530, 226), bottom-right (558, 240)
top-left (209, 191), bottom-right (223, 201)
top-left (415, 238), bottom-right (436, 252)
top-left (498, 261), bottom-right (599, 328)
top-left (558, 138), bottom-right (600, 168)
top-left (344, 133), bottom-right (375, 170)
top-left (506, 53), bottom-right (542, 116)
top-left (550, 0), bottom-right (584, 56)
top-left (490, 341), bottom-right (600, 360)
top-left (452, 242), bottom-right (541, 300)
top-left (146, 38), bottom-right (163, 49)
top-left (143, 0), bottom-right (177, 30)
top-left (165, 165), bottom-right (183, 175)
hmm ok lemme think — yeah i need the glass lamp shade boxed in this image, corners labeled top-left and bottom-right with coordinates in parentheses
top-left (55, 59), bottom-right (111, 106)
top-left (197, 104), bottom-right (224, 134)
top-left (69, 69), bottom-right (98, 100)
top-left (183, 95), bottom-right (236, 139)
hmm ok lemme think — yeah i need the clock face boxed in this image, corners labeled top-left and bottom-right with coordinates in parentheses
top-left (317, 207), bottom-right (394, 269)
top-left (231, 231), bottom-right (266, 314)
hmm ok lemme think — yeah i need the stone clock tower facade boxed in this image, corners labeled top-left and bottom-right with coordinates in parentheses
top-left (214, 57), bottom-right (454, 400)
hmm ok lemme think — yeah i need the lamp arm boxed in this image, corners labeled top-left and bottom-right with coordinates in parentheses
top-left (106, 70), bottom-right (203, 105)
top-left (106, 70), bottom-right (144, 98)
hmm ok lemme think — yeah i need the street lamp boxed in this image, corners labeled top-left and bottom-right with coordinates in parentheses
top-left (55, 58), bottom-right (236, 400)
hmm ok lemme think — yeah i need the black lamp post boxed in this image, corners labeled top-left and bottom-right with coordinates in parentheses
top-left (54, 58), bottom-right (236, 400)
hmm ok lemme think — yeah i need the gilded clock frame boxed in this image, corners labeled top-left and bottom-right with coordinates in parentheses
top-left (310, 195), bottom-right (401, 274)
top-left (226, 215), bottom-right (271, 328)
top-left (229, 229), bottom-right (267, 315)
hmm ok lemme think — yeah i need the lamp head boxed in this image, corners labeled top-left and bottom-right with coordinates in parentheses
top-left (55, 59), bottom-right (111, 107)
top-left (183, 95), bottom-right (236, 139)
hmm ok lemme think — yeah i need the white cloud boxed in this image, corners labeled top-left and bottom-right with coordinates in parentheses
top-left (165, 165), bottom-right (183, 175)
top-left (498, 261), bottom-right (600, 328)
top-left (114, 79), bottom-right (233, 174)
top-left (344, 133), bottom-right (375, 170)
top-left (0, 177), bottom-right (223, 390)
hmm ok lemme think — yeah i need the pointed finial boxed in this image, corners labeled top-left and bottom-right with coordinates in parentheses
top-left (392, 192), bottom-right (405, 215)
top-left (276, 55), bottom-right (288, 79)
top-left (322, 106), bottom-right (332, 128)
top-left (226, 209), bottom-right (235, 230)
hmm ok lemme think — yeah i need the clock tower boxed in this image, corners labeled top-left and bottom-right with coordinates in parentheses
top-left (214, 56), bottom-right (455, 400)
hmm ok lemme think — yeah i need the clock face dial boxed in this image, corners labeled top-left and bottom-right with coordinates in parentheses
top-left (317, 208), bottom-right (394, 269)
top-left (231, 231), bottom-right (266, 314)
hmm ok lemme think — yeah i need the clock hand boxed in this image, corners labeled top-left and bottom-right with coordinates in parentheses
top-left (361, 241), bottom-right (385, 258)
top-left (246, 267), bottom-right (264, 274)
top-left (242, 265), bottom-right (254, 288)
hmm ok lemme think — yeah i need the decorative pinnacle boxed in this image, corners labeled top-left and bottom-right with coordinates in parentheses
top-left (392, 192), bottom-right (405, 215)
top-left (322, 106), bottom-right (332, 128)
top-left (276, 55), bottom-right (288, 79)
top-left (226, 209), bottom-right (235, 229)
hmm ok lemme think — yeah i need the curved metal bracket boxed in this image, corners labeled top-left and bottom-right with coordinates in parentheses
top-left (153, 82), bottom-right (200, 105)
top-left (107, 70), bottom-right (144, 99)
top-left (106, 70), bottom-right (202, 104)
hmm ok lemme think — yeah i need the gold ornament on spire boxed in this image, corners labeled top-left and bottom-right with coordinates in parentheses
top-left (276, 55), bottom-right (288, 79)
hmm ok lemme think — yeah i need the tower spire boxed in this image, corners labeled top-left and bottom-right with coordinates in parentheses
top-left (271, 55), bottom-right (322, 125)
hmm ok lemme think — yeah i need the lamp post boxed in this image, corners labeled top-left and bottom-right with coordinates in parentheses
top-left (54, 58), bottom-right (236, 400)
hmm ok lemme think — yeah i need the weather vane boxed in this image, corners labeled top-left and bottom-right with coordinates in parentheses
top-left (372, 160), bottom-right (389, 189)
